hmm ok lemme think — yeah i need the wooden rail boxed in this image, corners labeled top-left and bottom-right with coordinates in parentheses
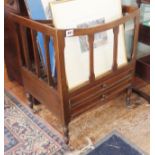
top-left (8, 6), bottom-right (140, 144)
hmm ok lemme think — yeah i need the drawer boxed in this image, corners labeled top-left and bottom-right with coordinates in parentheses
top-left (70, 74), bottom-right (133, 118)
top-left (70, 71), bottom-right (133, 106)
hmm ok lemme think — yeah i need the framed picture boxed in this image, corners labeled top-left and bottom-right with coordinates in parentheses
top-left (50, 0), bottom-right (127, 90)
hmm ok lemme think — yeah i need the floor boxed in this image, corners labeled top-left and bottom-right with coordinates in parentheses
top-left (4, 68), bottom-right (150, 154)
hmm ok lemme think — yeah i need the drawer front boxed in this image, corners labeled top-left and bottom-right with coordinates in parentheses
top-left (70, 69), bottom-right (133, 102)
top-left (70, 74), bottom-right (133, 119)
top-left (70, 70), bottom-right (133, 104)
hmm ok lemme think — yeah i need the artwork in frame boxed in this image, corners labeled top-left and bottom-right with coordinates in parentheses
top-left (50, 0), bottom-right (127, 90)
top-left (24, 0), bottom-right (56, 77)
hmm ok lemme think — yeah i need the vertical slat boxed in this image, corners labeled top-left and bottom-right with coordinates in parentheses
top-left (31, 29), bottom-right (41, 77)
top-left (19, 25), bottom-right (31, 69)
top-left (43, 35), bottom-right (54, 86)
top-left (112, 26), bottom-right (119, 71)
top-left (88, 34), bottom-right (95, 82)
top-left (14, 24), bottom-right (23, 66)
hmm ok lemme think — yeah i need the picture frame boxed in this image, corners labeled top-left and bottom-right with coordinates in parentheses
top-left (50, 0), bottom-right (127, 90)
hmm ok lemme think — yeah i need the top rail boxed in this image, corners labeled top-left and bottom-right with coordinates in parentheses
top-left (9, 13), bottom-right (57, 36)
top-left (62, 6), bottom-right (140, 37)
top-left (9, 5), bottom-right (140, 37)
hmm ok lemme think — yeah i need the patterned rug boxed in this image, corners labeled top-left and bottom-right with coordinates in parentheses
top-left (4, 91), bottom-right (68, 155)
top-left (86, 131), bottom-right (146, 155)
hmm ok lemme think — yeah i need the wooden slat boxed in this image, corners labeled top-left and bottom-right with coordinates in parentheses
top-left (88, 34), bottom-right (95, 82)
top-left (112, 26), bottom-right (119, 71)
top-left (14, 24), bottom-right (23, 66)
top-left (9, 12), bottom-right (57, 36)
top-left (31, 29), bottom-right (41, 77)
top-left (43, 35), bottom-right (54, 86)
top-left (19, 25), bottom-right (31, 69)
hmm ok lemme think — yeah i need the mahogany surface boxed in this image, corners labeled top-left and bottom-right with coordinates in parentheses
top-left (6, 6), bottom-right (140, 144)
top-left (4, 0), bottom-right (28, 85)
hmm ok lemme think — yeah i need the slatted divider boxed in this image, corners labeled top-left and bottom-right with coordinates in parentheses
top-left (43, 35), bottom-right (54, 86)
top-left (112, 26), bottom-right (119, 71)
top-left (19, 25), bottom-right (31, 70)
top-left (30, 29), bottom-right (41, 77)
top-left (88, 34), bottom-right (95, 82)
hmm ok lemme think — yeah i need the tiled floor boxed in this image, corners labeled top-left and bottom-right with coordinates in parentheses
top-left (4, 68), bottom-right (150, 153)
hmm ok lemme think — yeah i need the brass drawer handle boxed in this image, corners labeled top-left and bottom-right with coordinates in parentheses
top-left (101, 84), bottom-right (108, 89)
top-left (101, 94), bottom-right (106, 101)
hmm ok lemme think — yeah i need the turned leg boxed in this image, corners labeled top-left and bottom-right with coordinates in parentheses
top-left (126, 87), bottom-right (132, 107)
top-left (26, 93), bottom-right (35, 109)
top-left (26, 93), bottom-right (41, 109)
top-left (63, 125), bottom-right (69, 145)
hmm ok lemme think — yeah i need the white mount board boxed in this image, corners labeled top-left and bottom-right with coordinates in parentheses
top-left (50, 0), bottom-right (127, 90)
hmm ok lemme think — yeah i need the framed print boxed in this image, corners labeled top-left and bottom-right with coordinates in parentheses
top-left (50, 0), bottom-right (127, 90)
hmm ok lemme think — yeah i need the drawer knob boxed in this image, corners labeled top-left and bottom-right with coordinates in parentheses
top-left (101, 94), bottom-right (106, 101)
top-left (101, 84), bottom-right (107, 89)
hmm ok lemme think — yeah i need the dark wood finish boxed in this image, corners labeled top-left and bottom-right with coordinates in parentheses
top-left (31, 30), bottom-right (41, 77)
top-left (88, 34), bottom-right (95, 81)
top-left (43, 35), bottom-right (54, 86)
top-left (4, 0), bottom-right (28, 85)
top-left (7, 6), bottom-right (140, 144)
top-left (56, 31), bottom-right (70, 143)
top-left (70, 71), bottom-right (133, 106)
top-left (132, 76), bottom-right (149, 102)
top-left (136, 0), bottom-right (150, 78)
top-left (22, 67), bottom-right (61, 117)
top-left (19, 26), bottom-right (31, 69)
top-left (112, 26), bottom-right (119, 71)
top-left (4, 2), bottom-right (22, 84)
top-left (133, 0), bottom-right (150, 102)
top-left (139, 24), bottom-right (150, 45)
top-left (136, 55), bottom-right (150, 82)
top-left (133, 87), bottom-right (150, 102)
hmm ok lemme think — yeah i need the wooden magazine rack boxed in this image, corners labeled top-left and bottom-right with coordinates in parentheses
top-left (9, 6), bottom-right (140, 144)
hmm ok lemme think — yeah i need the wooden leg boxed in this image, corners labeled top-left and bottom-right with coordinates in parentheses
top-left (26, 93), bottom-right (41, 108)
top-left (63, 125), bottom-right (69, 145)
top-left (26, 94), bottom-right (35, 109)
top-left (126, 87), bottom-right (132, 107)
